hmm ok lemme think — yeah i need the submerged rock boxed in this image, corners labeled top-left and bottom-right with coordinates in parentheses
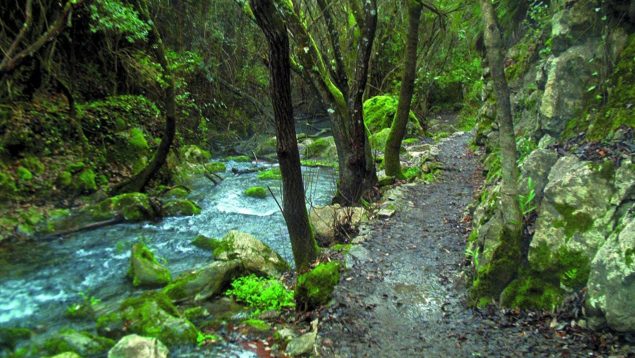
top-left (210, 231), bottom-right (290, 277)
top-left (0, 327), bottom-right (31, 350)
top-left (108, 334), bottom-right (168, 358)
top-left (128, 242), bottom-right (171, 288)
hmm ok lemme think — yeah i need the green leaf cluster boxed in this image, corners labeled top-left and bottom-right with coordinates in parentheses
top-left (225, 274), bottom-right (295, 315)
top-left (89, 0), bottom-right (150, 43)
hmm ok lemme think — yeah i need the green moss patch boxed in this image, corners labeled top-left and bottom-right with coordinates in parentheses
top-left (205, 162), bottom-right (226, 173)
top-left (244, 186), bottom-right (268, 199)
top-left (295, 261), bottom-right (341, 310)
top-left (363, 96), bottom-right (419, 133)
top-left (500, 275), bottom-right (562, 311)
top-left (226, 274), bottom-right (295, 316)
top-left (162, 199), bottom-right (202, 217)
top-left (257, 168), bottom-right (282, 180)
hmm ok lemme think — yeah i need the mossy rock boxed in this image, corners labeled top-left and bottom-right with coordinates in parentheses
top-left (41, 329), bottom-right (114, 357)
top-left (89, 192), bottom-right (156, 222)
top-left (244, 186), bottom-right (267, 199)
top-left (127, 127), bottom-right (149, 150)
top-left (0, 327), bottom-right (32, 350)
top-left (303, 136), bottom-right (337, 159)
top-left (255, 136), bottom-right (278, 156)
top-left (180, 144), bottom-right (212, 163)
top-left (295, 261), bottom-right (341, 310)
top-left (257, 168), bottom-right (282, 180)
top-left (96, 294), bottom-right (197, 347)
top-left (162, 260), bottom-right (243, 302)
top-left (205, 162), bottom-right (226, 173)
top-left (20, 156), bottom-right (45, 175)
top-left (0, 171), bottom-right (17, 197)
top-left (161, 199), bottom-right (201, 217)
top-left (363, 95), bottom-right (421, 134)
top-left (500, 275), bottom-right (562, 311)
top-left (369, 128), bottom-right (391, 151)
top-left (163, 186), bottom-right (190, 199)
top-left (208, 231), bottom-right (290, 277)
top-left (76, 169), bottom-right (97, 192)
top-left (16, 166), bottom-right (32, 181)
top-left (128, 242), bottom-right (171, 288)
top-left (191, 235), bottom-right (217, 250)
top-left (108, 334), bottom-right (169, 358)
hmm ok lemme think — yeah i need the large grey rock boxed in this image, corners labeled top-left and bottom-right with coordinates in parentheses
top-left (551, 0), bottom-right (602, 53)
top-left (163, 260), bottom-right (242, 302)
top-left (586, 207), bottom-right (635, 332)
top-left (108, 334), bottom-right (168, 358)
top-left (477, 212), bottom-right (503, 268)
top-left (43, 329), bottom-right (114, 357)
top-left (539, 45), bottom-right (599, 134)
top-left (212, 231), bottom-right (290, 277)
top-left (309, 205), bottom-right (367, 246)
top-left (529, 156), bottom-right (615, 267)
top-left (519, 148), bottom-right (559, 207)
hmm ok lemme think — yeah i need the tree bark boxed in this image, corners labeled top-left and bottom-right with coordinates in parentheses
top-left (249, 0), bottom-right (318, 271)
top-left (384, 0), bottom-right (423, 178)
top-left (275, 0), bottom-right (378, 205)
top-left (0, 0), bottom-right (83, 81)
top-left (112, 3), bottom-right (176, 195)
top-left (476, 0), bottom-right (524, 298)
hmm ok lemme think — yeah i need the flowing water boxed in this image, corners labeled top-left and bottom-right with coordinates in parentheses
top-left (0, 160), bottom-right (336, 355)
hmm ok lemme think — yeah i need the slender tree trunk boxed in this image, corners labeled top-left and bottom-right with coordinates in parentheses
top-left (474, 0), bottom-right (524, 299)
top-left (112, 4), bottom-right (176, 195)
top-left (249, 0), bottom-right (317, 271)
top-left (384, 0), bottom-right (423, 178)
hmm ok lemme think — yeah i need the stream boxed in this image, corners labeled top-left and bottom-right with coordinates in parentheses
top-left (0, 159), bottom-right (337, 355)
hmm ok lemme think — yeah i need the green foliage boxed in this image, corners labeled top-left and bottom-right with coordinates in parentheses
top-left (89, 0), bottom-right (150, 42)
top-left (244, 186), bottom-right (268, 199)
top-left (128, 128), bottom-right (149, 150)
top-left (402, 166), bottom-right (421, 181)
top-left (519, 177), bottom-right (537, 216)
top-left (196, 331), bottom-right (219, 347)
top-left (226, 274), bottom-right (295, 315)
top-left (65, 292), bottom-right (101, 320)
top-left (77, 169), bottom-right (97, 192)
top-left (465, 244), bottom-right (480, 270)
top-left (363, 96), bottom-right (419, 133)
top-left (16, 167), bottom-right (32, 181)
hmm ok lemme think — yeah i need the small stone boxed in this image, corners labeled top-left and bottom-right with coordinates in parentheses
top-left (285, 331), bottom-right (316, 357)
top-left (377, 208), bottom-right (395, 218)
top-left (108, 334), bottom-right (168, 358)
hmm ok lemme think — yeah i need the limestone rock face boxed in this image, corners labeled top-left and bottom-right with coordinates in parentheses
top-left (529, 156), bottom-right (615, 268)
top-left (551, 0), bottom-right (601, 53)
top-left (519, 148), bottom-right (558, 207)
top-left (212, 231), bottom-right (290, 277)
top-left (539, 46), bottom-right (598, 134)
top-left (129, 243), bottom-right (171, 288)
top-left (586, 209), bottom-right (635, 332)
top-left (309, 205), bottom-right (367, 246)
top-left (108, 335), bottom-right (168, 358)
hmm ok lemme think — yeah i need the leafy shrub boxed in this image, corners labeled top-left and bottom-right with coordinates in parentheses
top-left (226, 274), bottom-right (295, 315)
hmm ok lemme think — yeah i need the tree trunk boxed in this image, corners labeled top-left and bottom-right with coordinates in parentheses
top-left (249, 0), bottom-right (317, 271)
top-left (112, 4), bottom-right (176, 195)
top-left (475, 0), bottom-right (524, 299)
top-left (384, 0), bottom-right (423, 178)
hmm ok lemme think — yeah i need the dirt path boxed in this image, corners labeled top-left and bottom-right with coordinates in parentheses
top-left (317, 132), bottom-right (623, 357)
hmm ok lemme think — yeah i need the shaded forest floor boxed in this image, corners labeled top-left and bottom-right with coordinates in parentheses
top-left (317, 132), bottom-right (631, 357)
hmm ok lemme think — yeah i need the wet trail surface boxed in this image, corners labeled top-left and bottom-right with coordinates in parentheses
top-left (318, 132), bottom-right (625, 357)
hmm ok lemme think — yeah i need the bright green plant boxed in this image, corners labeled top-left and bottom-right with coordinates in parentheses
top-left (225, 274), bottom-right (295, 315)
top-left (519, 177), bottom-right (537, 216)
top-left (196, 331), bottom-right (219, 347)
top-left (465, 245), bottom-right (480, 270)
top-left (89, 0), bottom-right (150, 43)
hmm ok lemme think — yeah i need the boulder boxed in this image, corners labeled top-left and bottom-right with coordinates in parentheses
top-left (519, 148), bottom-right (558, 207)
top-left (42, 329), bottom-right (114, 357)
top-left (529, 156), bottom-right (615, 274)
top-left (302, 136), bottom-right (337, 160)
top-left (551, 0), bottom-right (602, 53)
top-left (586, 206), bottom-right (635, 332)
top-left (0, 327), bottom-right (31, 350)
top-left (285, 320), bottom-right (318, 357)
top-left (309, 205), bottom-right (367, 246)
top-left (96, 294), bottom-right (197, 346)
top-left (163, 260), bottom-right (242, 302)
top-left (210, 231), bottom-right (290, 277)
top-left (539, 45), bottom-right (599, 135)
top-left (89, 193), bottom-right (156, 222)
top-left (108, 335), bottom-right (168, 358)
top-left (128, 243), bottom-right (171, 288)
top-left (161, 199), bottom-right (201, 217)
